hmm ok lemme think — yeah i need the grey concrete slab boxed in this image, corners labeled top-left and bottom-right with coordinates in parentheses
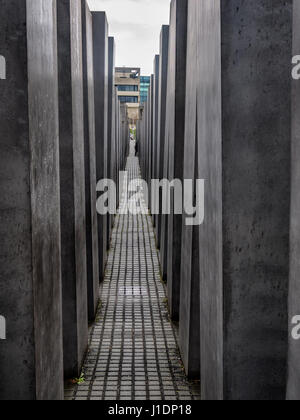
top-left (287, 0), bottom-right (300, 401)
top-left (152, 55), bottom-right (160, 228)
top-left (180, 3), bottom-right (204, 382)
top-left (153, 56), bottom-right (160, 177)
top-left (108, 37), bottom-right (115, 184)
top-left (82, 0), bottom-right (100, 322)
top-left (107, 37), bottom-right (116, 245)
top-left (179, 67), bottom-right (200, 379)
top-left (57, 0), bottom-right (88, 379)
top-left (120, 103), bottom-right (128, 169)
top-left (159, 132), bottom-right (169, 282)
top-left (164, 0), bottom-right (188, 319)
top-left (189, 0), bottom-right (292, 400)
top-left (117, 100), bottom-right (121, 181)
top-left (92, 12), bottom-right (109, 280)
top-left (156, 26), bottom-right (169, 248)
top-left (148, 79), bottom-right (153, 183)
top-left (148, 75), bottom-right (154, 207)
top-left (0, 0), bottom-right (63, 400)
top-left (114, 88), bottom-right (121, 205)
top-left (142, 103), bottom-right (147, 177)
top-left (142, 102), bottom-right (148, 178)
top-left (139, 108), bottom-right (144, 174)
top-left (147, 97), bottom-right (151, 182)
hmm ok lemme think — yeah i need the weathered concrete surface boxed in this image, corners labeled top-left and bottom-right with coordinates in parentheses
top-left (190, 0), bottom-right (222, 398)
top-left (142, 102), bottom-right (148, 179)
top-left (114, 87), bottom-right (121, 205)
top-left (192, 0), bottom-right (292, 400)
top-left (92, 11), bottom-right (108, 280)
top-left (155, 27), bottom-right (169, 248)
top-left (142, 102), bottom-right (149, 180)
top-left (287, 0), bottom-right (300, 401)
top-left (165, 0), bottom-right (188, 320)
top-left (180, 213), bottom-right (200, 380)
top-left (120, 103), bottom-right (128, 169)
top-left (152, 55), bottom-right (160, 228)
top-left (152, 56), bottom-right (160, 180)
top-left (159, 148), bottom-right (169, 282)
top-left (159, 0), bottom-right (187, 287)
top-left (139, 105), bottom-right (145, 175)
top-left (0, 0), bottom-right (63, 400)
top-left (82, 0), bottom-right (100, 322)
top-left (147, 91), bottom-right (152, 186)
top-left (160, 27), bottom-right (170, 279)
top-left (179, 34), bottom-right (200, 378)
top-left (148, 75), bottom-right (154, 208)
top-left (107, 36), bottom-right (116, 244)
top-left (178, 0), bottom-right (199, 372)
top-left (57, 0), bottom-right (88, 379)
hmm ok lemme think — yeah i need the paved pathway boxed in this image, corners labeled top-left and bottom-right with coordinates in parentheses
top-left (65, 148), bottom-right (200, 401)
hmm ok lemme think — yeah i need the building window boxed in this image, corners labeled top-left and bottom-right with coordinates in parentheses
top-left (119, 96), bottom-right (138, 104)
top-left (117, 85), bottom-right (139, 92)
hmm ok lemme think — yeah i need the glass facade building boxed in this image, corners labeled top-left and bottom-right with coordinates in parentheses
top-left (140, 76), bottom-right (150, 103)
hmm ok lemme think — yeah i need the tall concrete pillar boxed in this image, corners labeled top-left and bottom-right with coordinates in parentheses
top-left (92, 12), bottom-right (108, 280)
top-left (152, 55), bottom-right (160, 228)
top-left (120, 103), bottom-right (128, 166)
top-left (143, 102), bottom-right (148, 178)
top-left (148, 74), bottom-right (154, 207)
top-left (57, 0), bottom-right (88, 379)
top-left (180, 45), bottom-right (200, 381)
top-left (184, 0), bottom-right (292, 400)
top-left (153, 56), bottom-right (160, 178)
top-left (155, 27), bottom-right (169, 248)
top-left (287, 0), bottom-right (300, 401)
top-left (107, 37), bottom-right (116, 243)
top-left (148, 80), bottom-right (153, 185)
top-left (81, 0), bottom-right (100, 322)
top-left (163, 0), bottom-right (188, 319)
top-left (147, 97), bottom-right (151, 180)
top-left (114, 87), bottom-right (121, 205)
top-left (0, 0), bottom-right (63, 400)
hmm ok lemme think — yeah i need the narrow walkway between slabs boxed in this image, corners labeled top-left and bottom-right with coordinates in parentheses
top-left (65, 144), bottom-right (200, 401)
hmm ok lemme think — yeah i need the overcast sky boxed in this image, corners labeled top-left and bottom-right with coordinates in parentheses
top-left (88, 0), bottom-right (171, 75)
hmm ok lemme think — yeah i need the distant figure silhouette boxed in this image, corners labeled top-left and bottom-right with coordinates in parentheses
top-left (135, 140), bottom-right (139, 157)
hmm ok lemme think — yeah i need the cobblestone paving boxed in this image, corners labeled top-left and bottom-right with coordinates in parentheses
top-left (65, 148), bottom-right (200, 401)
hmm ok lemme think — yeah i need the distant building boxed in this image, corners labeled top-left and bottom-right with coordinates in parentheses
top-left (140, 76), bottom-right (151, 103)
top-left (115, 67), bottom-right (141, 123)
top-left (115, 67), bottom-right (140, 103)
